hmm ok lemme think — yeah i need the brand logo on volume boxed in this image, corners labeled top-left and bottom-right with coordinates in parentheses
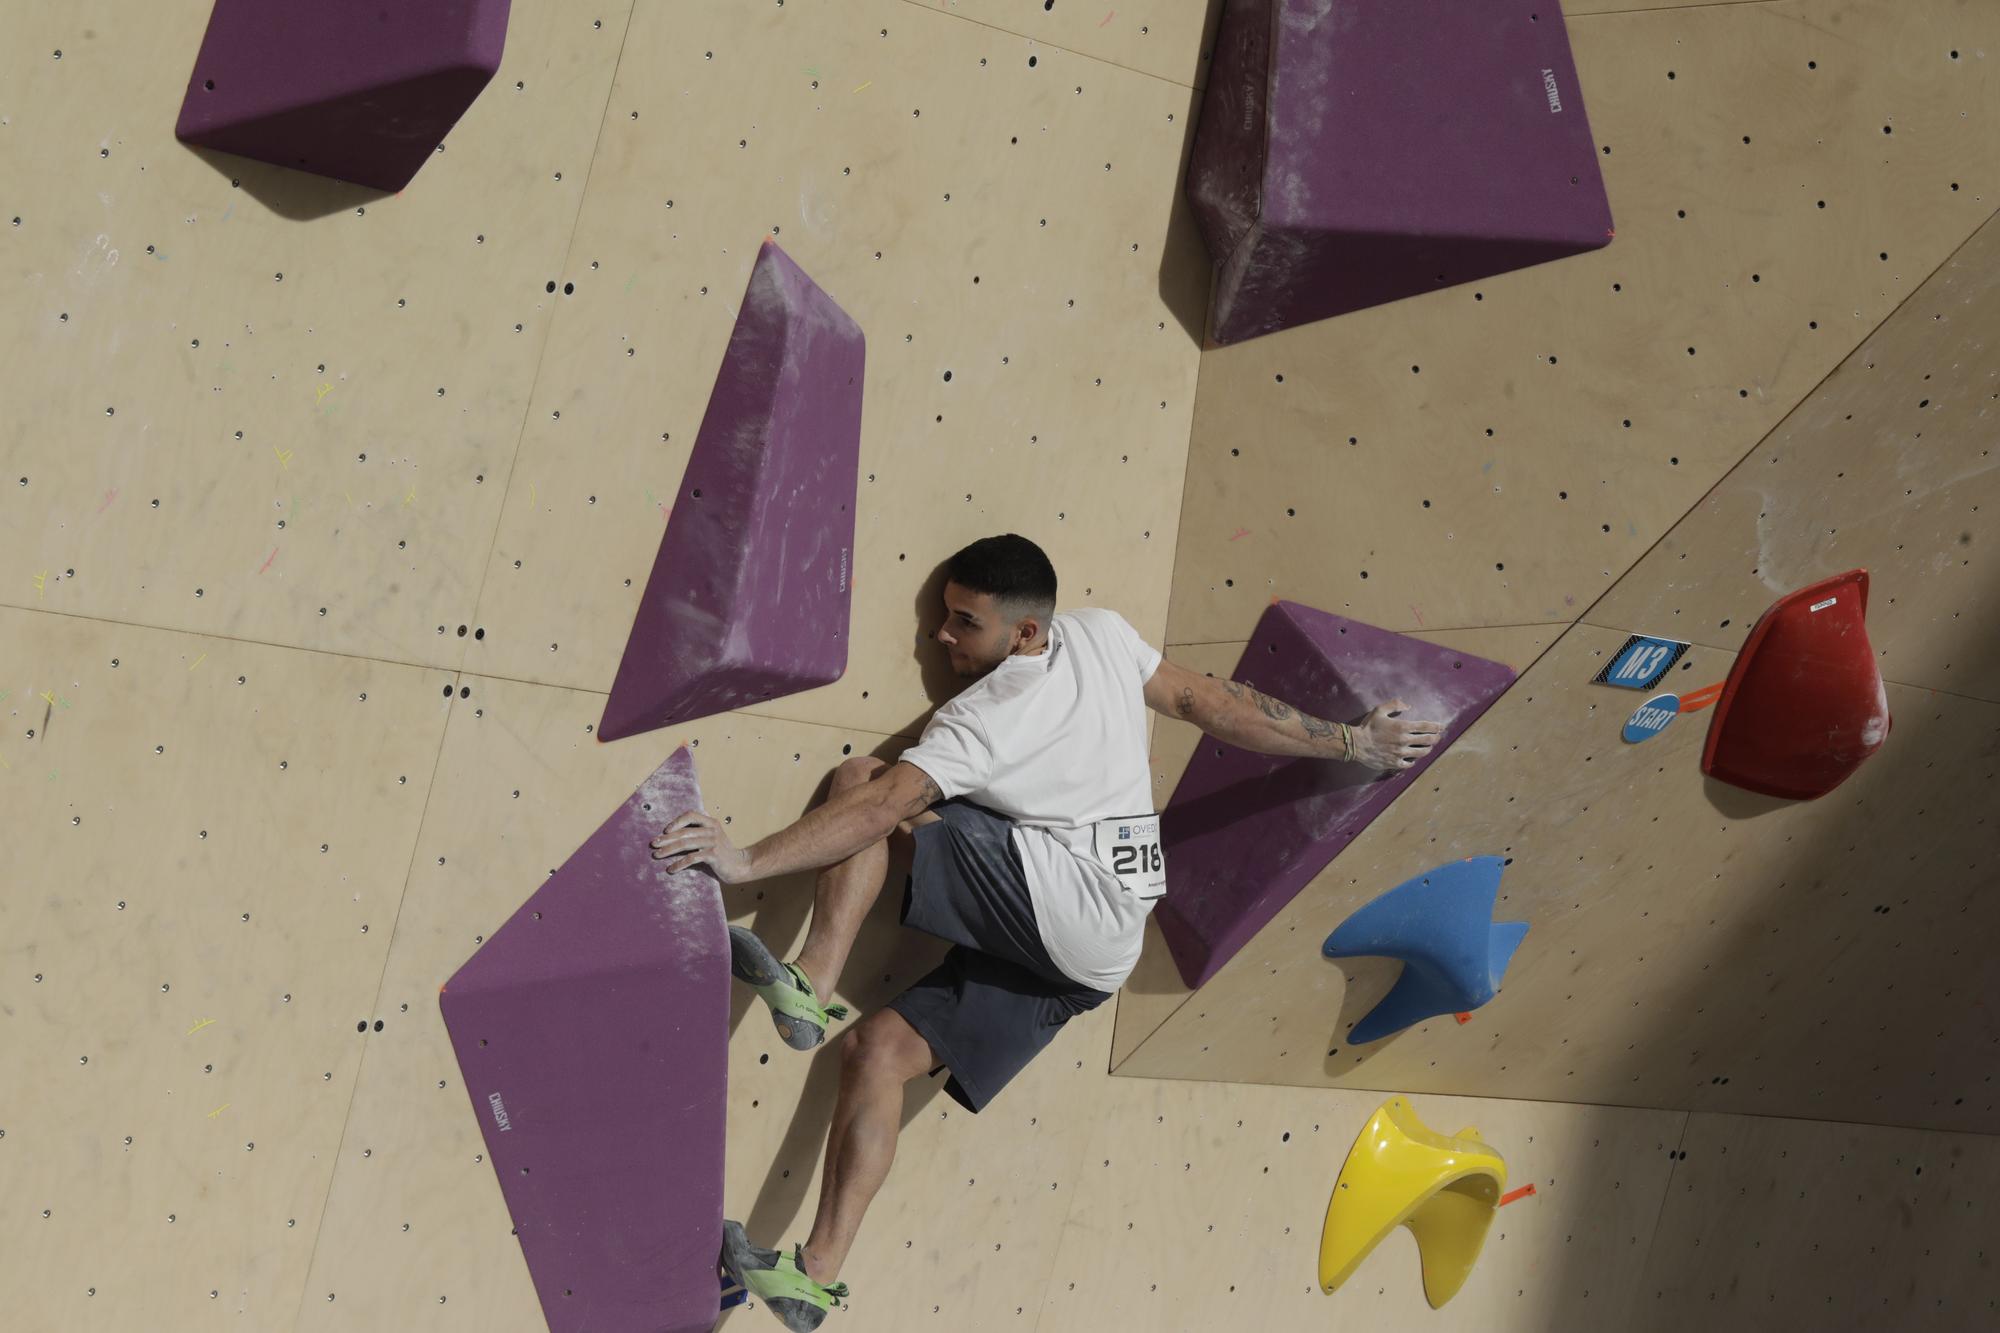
top-left (1541, 68), bottom-right (1563, 113)
top-left (488, 1091), bottom-right (513, 1132)
top-left (838, 547), bottom-right (849, 594)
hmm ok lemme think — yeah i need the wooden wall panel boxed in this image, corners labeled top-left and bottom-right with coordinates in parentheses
top-left (1116, 624), bottom-right (2000, 1134)
top-left (939, 0), bottom-right (1222, 87)
top-left (1591, 210), bottom-right (2000, 702)
top-left (1126, 30), bottom-right (2000, 1133)
top-left (0, 607), bottom-right (450, 1327)
top-left (927, 1), bottom-right (1732, 104)
top-left (1166, 0), bottom-right (1998, 648)
top-left (8, 0), bottom-right (1998, 1328)
top-left (1637, 1112), bottom-right (2000, 1332)
top-left (0, 0), bottom-right (624, 667)
top-left (463, 0), bottom-right (1207, 741)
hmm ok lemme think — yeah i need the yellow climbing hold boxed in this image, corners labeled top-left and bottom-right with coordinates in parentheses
top-left (1318, 1096), bottom-right (1505, 1308)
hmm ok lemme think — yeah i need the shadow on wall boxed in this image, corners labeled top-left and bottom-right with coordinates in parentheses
top-left (905, 558), bottom-right (965, 723)
top-left (1268, 634), bottom-right (2000, 1324)
top-left (181, 143), bottom-right (390, 221)
top-left (1320, 954), bottom-right (1415, 1074)
top-left (1321, 775), bottom-right (1790, 1077)
top-left (1318, 782), bottom-right (1792, 1075)
top-left (1155, 77), bottom-right (1219, 348)
top-left (1541, 642), bottom-right (2000, 1326)
top-left (1700, 777), bottom-right (1793, 822)
top-left (726, 792), bottom-right (958, 1259)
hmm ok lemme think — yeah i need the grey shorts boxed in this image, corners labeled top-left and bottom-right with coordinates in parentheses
top-left (886, 798), bottom-right (1114, 1114)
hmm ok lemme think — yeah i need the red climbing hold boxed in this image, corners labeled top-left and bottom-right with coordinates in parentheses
top-left (1702, 569), bottom-right (1891, 800)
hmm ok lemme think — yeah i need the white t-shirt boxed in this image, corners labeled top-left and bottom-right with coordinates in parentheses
top-left (899, 607), bottom-right (1163, 992)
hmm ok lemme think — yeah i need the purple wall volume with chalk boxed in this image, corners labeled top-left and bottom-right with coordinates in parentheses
top-left (1187, 0), bottom-right (1613, 344)
top-left (601, 240), bottom-right (866, 742)
top-left (1155, 602), bottom-right (1517, 989)
top-left (440, 745), bottom-right (728, 1333)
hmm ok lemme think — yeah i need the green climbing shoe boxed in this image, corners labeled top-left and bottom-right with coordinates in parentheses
top-left (729, 925), bottom-right (850, 1051)
top-left (719, 1220), bottom-right (850, 1332)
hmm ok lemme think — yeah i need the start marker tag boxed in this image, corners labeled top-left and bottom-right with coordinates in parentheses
top-left (1622, 693), bottom-right (1681, 743)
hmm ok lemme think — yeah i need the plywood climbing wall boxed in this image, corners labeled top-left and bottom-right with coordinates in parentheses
top-left (1121, 140), bottom-right (2000, 1136)
top-left (1637, 1112), bottom-right (2000, 1331)
top-left (1167, 0), bottom-right (1994, 648)
top-left (5, 0), bottom-right (1999, 1329)
top-left (463, 1), bottom-right (1203, 737)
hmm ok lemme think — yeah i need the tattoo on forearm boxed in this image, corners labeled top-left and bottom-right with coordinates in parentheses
top-left (1225, 678), bottom-right (1341, 746)
top-left (1298, 712), bottom-right (1338, 740)
top-left (1221, 678), bottom-right (1293, 721)
top-left (1176, 687), bottom-right (1198, 720)
top-left (914, 774), bottom-right (942, 812)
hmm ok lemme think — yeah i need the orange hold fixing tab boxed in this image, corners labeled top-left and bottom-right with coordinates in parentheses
top-left (1678, 682), bottom-right (1724, 712)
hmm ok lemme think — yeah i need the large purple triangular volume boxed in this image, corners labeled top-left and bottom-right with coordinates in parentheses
top-left (440, 746), bottom-right (728, 1333)
top-left (600, 241), bottom-right (865, 742)
top-left (1154, 603), bottom-right (1517, 989)
top-left (1187, 0), bottom-right (1613, 345)
top-left (174, 0), bottom-right (511, 192)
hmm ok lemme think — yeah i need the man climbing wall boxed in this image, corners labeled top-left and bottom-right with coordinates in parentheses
top-left (649, 532), bottom-right (1442, 1331)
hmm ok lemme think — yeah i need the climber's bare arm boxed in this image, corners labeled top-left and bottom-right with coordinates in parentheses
top-left (652, 761), bottom-right (942, 882)
top-left (1142, 656), bottom-right (1443, 770)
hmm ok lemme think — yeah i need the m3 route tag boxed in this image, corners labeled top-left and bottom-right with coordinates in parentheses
top-left (1593, 634), bottom-right (1690, 692)
top-left (1092, 814), bottom-right (1166, 900)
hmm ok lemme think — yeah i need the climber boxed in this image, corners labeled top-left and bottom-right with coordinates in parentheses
top-left (649, 532), bottom-right (1442, 1331)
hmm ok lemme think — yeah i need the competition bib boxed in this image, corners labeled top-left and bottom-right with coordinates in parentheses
top-left (1091, 814), bottom-right (1166, 901)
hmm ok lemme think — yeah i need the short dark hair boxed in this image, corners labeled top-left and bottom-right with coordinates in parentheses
top-left (944, 533), bottom-right (1057, 627)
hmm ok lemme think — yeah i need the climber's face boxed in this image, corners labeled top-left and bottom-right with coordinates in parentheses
top-left (936, 583), bottom-right (1044, 679)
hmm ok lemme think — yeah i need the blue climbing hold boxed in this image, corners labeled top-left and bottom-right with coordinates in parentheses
top-left (1322, 856), bottom-right (1529, 1045)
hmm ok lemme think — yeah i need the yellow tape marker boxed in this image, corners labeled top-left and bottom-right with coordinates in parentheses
top-left (188, 653), bottom-right (207, 671)
top-left (273, 445), bottom-right (293, 468)
top-left (186, 1018), bottom-right (217, 1036)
